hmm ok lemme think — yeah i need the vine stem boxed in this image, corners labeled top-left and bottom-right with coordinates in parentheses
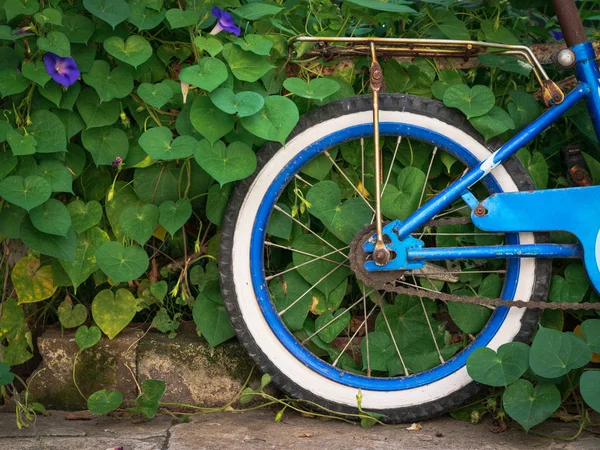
top-left (72, 351), bottom-right (86, 401)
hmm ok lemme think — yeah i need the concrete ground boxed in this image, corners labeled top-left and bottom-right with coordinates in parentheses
top-left (0, 408), bottom-right (598, 450)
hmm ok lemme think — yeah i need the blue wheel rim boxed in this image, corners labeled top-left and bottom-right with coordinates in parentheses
top-left (249, 122), bottom-right (520, 391)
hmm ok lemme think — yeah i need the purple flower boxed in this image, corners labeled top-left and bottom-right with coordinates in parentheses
top-left (551, 30), bottom-right (564, 41)
top-left (12, 26), bottom-right (31, 36)
top-left (43, 52), bottom-right (80, 87)
top-left (112, 156), bottom-right (123, 167)
top-left (210, 7), bottom-right (241, 36)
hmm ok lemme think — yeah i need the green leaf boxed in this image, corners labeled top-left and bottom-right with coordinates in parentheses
top-left (580, 319), bottom-right (600, 353)
top-left (0, 175), bottom-right (51, 211)
top-left (21, 60), bottom-right (51, 87)
top-left (283, 77), bottom-right (340, 101)
top-left (345, 0), bottom-right (415, 13)
top-left (92, 288), bottom-right (137, 339)
top-left (96, 241), bottom-right (149, 283)
top-left (189, 96), bottom-right (234, 145)
top-left (82, 126), bottom-right (129, 166)
top-left (37, 31), bottom-right (71, 58)
top-left (83, 60), bottom-right (133, 102)
top-left (443, 84), bottom-right (495, 119)
top-left (516, 149), bottom-right (548, 189)
top-left (315, 308), bottom-right (351, 343)
top-left (209, 88), bottom-right (265, 117)
top-left (75, 325), bottom-right (101, 351)
top-left (76, 88), bottom-right (120, 128)
top-left (240, 95), bottom-right (298, 144)
top-left (59, 227), bottom-right (110, 289)
top-left (165, 8), bottom-right (197, 28)
top-left (60, 15), bottom-right (95, 44)
top-left (503, 380), bottom-right (560, 431)
top-left (480, 19), bottom-right (519, 45)
top-left (529, 326), bottom-right (591, 378)
top-left (119, 203), bottom-right (159, 245)
top-left (193, 287), bottom-right (235, 348)
top-left (30, 198), bottom-right (72, 236)
top-left (267, 203), bottom-right (292, 239)
top-left (432, 70), bottom-right (462, 100)
top-left (0, 299), bottom-right (32, 366)
top-left (381, 61), bottom-right (419, 93)
top-left (7, 129), bottom-right (37, 155)
top-left (88, 389), bottom-right (123, 415)
top-left (137, 82), bottom-right (173, 109)
top-left (34, 7), bottom-right (63, 26)
top-left (150, 281), bottom-right (168, 301)
top-left (193, 139), bottom-right (256, 186)
top-left (467, 342), bottom-right (530, 387)
top-left (194, 36), bottom-right (223, 57)
top-left (104, 35), bottom-right (152, 68)
top-left (128, 1), bottom-right (164, 30)
top-left (158, 198), bottom-right (192, 236)
top-left (477, 54), bottom-right (532, 77)
top-left (548, 262), bottom-right (589, 303)
top-left (11, 255), bottom-right (57, 304)
top-left (206, 183), bottom-right (232, 226)
top-left (179, 58), bottom-right (228, 92)
top-left (26, 110), bottom-right (67, 153)
top-left (508, 90), bottom-right (541, 130)
top-left (67, 200), bottom-right (103, 233)
top-left (430, 7), bottom-right (470, 40)
top-left (83, 0), bottom-right (130, 28)
top-left (138, 126), bottom-right (196, 160)
top-left (20, 218), bottom-right (77, 261)
top-left (0, 151), bottom-right (18, 180)
top-left (57, 300), bottom-right (88, 328)
top-left (470, 106), bottom-right (515, 141)
top-left (232, 3), bottom-right (283, 20)
top-left (133, 379), bottom-right (165, 418)
top-left (5, 0), bottom-right (40, 21)
top-left (39, 82), bottom-right (62, 107)
top-left (270, 270), bottom-right (317, 331)
top-left (580, 371), bottom-right (600, 413)
top-left (0, 362), bottom-right (15, 386)
top-left (233, 34), bottom-right (273, 56)
top-left (222, 43), bottom-right (275, 83)
top-left (381, 166), bottom-right (426, 221)
top-left (306, 180), bottom-right (372, 244)
top-left (0, 69), bottom-right (28, 97)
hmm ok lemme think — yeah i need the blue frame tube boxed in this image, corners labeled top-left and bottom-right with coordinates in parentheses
top-left (395, 84), bottom-right (590, 240)
top-left (407, 244), bottom-right (582, 262)
top-left (572, 42), bottom-right (600, 142)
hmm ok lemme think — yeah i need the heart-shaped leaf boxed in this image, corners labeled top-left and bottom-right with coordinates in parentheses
top-left (581, 319), bottom-right (600, 353)
top-left (30, 198), bottom-right (72, 236)
top-left (0, 175), bottom-right (51, 211)
top-left (232, 34), bottom-right (273, 56)
top-left (82, 60), bottom-right (133, 102)
top-left (503, 380), bottom-right (561, 431)
top-left (137, 82), bottom-right (173, 109)
top-left (11, 255), bottom-right (57, 304)
top-left (59, 227), bottom-right (110, 290)
top-left (138, 127), bottom-right (196, 160)
top-left (222, 43), bottom-right (275, 82)
top-left (529, 326), bottom-right (591, 378)
top-left (193, 288), bottom-right (235, 348)
top-left (270, 269), bottom-right (321, 331)
top-left (360, 331), bottom-right (397, 371)
top-left (179, 58), bottom-right (228, 92)
top-left (210, 88), bottom-right (265, 117)
top-left (133, 379), bottom-right (165, 419)
top-left (104, 35), bottom-right (152, 68)
top-left (470, 106), bottom-right (515, 141)
top-left (92, 288), bottom-right (137, 339)
top-left (57, 300), bottom-right (87, 328)
top-left (306, 180), bottom-right (372, 244)
top-left (206, 183), bottom-right (232, 226)
top-left (34, 7), bottom-right (63, 26)
top-left (283, 77), bottom-right (340, 101)
top-left (37, 159), bottom-right (73, 193)
top-left (61, 15), bottom-right (95, 44)
top-left (26, 110), bottom-right (67, 153)
top-left (37, 31), bottom-right (71, 58)
top-left (381, 166), bottom-right (426, 221)
top-left (467, 342), bottom-right (530, 387)
top-left (88, 389), bottom-right (123, 415)
top-left (150, 280), bottom-right (168, 302)
top-left (119, 203), bottom-right (159, 245)
top-left (96, 242), bottom-right (149, 283)
top-left (128, 3), bottom-right (165, 30)
top-left (21, 60), bottom-right (51, 87)
top-left (7, 128), bottom-right (37, 155)
top-left (165, 8), bottom-right (197, 28)
top-left (443, 84), bottom-right (495, 119)
top-left (315, 308), bottom-right (351, 343)
top-left (580, 371), bottom-right (600, 413)
top-left (158, 198), bottom-right (192, 236)
top-left (0, 362), bottom-right (14, 386)
top-left (232, 3), bottom-right (283, 20)
top-left (189, 96), bottom-right (234, 144)
top-left (549, 262), bottom-right (589, 304)
top-left (67, 200), bottom-right (103, 233)
top-left (82, 126), bottom-right (129, 166)
top-left (76, 88), bottom-right (120, 129)
top-left (193, 139), bottom-right (256, 186)
top-left (240, 95), bottom-right (298, 144)
top-left (83, 0), bottom-right (130, 28)
top-left (20, 218), bottom-right (77, 261)
top-left (194, 36), bottom-right (223, 57)
top-left (75, 325), bottom-right (101, 351)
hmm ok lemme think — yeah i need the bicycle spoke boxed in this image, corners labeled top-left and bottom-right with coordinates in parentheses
top-left (381, 136), bottom-right (402, 197)
top-left (278, 261), bottom-right (346, 316)
top-left (412, 275), bottom-right (444, 365)
top-left (332, 299), bottom-right (378, 368)
top-left (273, 205), bottom-right (348, 258)
top-left (361, 137), bottom-right (365, 195)
top-left (265, 246), bottom-right (351, 281)
top-left (417, 146), bottom-right (437, 209)
top-left (264, 242), bottom-right (349, 268)
top-left (324, 150), bottom-right (375, 213)
top-left (295, 173), bottom-right (313, 187)
top-left (378, 296), bottom-right (409, 376)
top-left (362, 285), bottom-right (372, 376)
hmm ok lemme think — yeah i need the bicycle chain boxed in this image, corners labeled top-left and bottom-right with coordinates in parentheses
top-left (349, 225), bottom-right (600, 311)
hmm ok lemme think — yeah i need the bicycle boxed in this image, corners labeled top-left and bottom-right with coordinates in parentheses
top-left (219, 0), bottom-right (600, 422)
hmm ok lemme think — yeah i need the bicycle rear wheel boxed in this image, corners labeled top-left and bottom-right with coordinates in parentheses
top-left (220, 94), bottom-right (550, 422)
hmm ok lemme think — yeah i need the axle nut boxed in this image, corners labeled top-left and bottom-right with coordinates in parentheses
top-left (373, 246), bottom-right (391, 266)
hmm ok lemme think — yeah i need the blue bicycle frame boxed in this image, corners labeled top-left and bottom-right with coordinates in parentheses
top-left (365, 40), bottom-right (600, 290)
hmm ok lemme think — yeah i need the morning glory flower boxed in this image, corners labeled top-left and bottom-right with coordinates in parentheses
top-left (43, 52), bottom-right (80, 87)
top-left (551, 30), bottom-right (564, 41)
top-left (210, 7), bottom-right (241, 36)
